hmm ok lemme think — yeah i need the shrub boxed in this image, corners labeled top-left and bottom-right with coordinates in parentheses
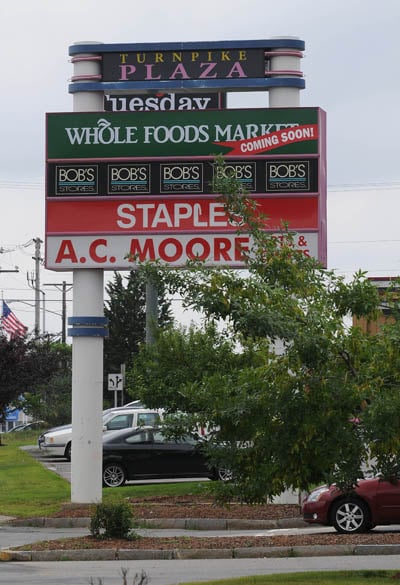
top-left (90, 502), bottom-right (133, 539)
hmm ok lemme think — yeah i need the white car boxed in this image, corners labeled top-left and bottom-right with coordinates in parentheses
top-left (38, 406), bottom-right (163, 461)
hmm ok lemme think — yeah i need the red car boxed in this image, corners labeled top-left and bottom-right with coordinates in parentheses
top-left (302, 477), bottom-right (400, 534)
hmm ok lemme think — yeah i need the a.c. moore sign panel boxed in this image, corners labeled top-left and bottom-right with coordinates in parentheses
top-left (45, 107), bottom-right (326, 270)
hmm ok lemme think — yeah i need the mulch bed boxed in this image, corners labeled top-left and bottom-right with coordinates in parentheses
top-left (12, 495), bottom-right (400, 552)
top-left (15, 532), bottom-right (400, 551)
top-left (54, 496), bottom-right (302, 521)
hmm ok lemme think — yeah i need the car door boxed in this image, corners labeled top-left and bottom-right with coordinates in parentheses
top-left (150, 431), bottom-right (209, 478)
top-left (106, 429), bottom-right (155, 479)
top-left (375, 480), bottom-right (400, 524)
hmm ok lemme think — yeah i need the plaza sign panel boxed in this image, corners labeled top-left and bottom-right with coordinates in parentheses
top-left (68, 39), bottom-right (305, 94)
top-left (45, 107), bottom-right (326, 270)
top-left (102, 49), bottom-right (265, 82)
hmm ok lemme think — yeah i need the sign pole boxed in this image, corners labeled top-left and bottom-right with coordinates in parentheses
top-left (268, 38), bottom-right (303, 503)
top-left (70, 43), bottom-right (105, 504)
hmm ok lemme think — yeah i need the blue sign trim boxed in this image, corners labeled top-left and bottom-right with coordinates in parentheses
top-left (68, 327), bottom-right (109, 337)
top-left (68, 316), bottom-right (109, 337)
top-left (69, 39), bottom-right (305, 55)
top-left (69, 77), bottom-right (305, 94)
top-left (68, 316), bottom-right (108, 326)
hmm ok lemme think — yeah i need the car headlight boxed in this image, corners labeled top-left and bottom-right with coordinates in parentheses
top-left (306, 486), bottom-right (330, 503)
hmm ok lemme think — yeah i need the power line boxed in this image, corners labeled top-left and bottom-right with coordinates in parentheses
top-left (0, 181), bottom-right (44, 190)
top-left (1, 178), bottom-right (400, 191)
top-left (330, 239), bottom-right (400, 245)
top-left (43, 282), bottom-right (73, 344)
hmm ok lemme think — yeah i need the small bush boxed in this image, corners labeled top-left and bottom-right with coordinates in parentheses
top-left (90, 502), bottom-right (133, 539)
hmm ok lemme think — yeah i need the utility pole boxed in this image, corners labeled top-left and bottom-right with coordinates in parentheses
top-left (33, 238), bottom-right (42, 337)
top-left (43, 281), bottom-right (73, 343)
top-left (27, 238), bottom-right (43, 337)
top-left (145, 278), bottom-right (158, 345)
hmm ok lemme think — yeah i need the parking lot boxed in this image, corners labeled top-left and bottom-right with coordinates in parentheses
top-left (24, 444), bottom-right (213, 485)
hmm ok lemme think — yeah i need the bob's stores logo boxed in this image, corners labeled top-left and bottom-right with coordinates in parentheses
top-left (107, 164), bottom-right (150, 194)
top-left (266, 161), bottom-right (310, 192)
top-left (160, 163), bottom-right (203, 193)
top-left (213, 161), bottom-right (256, 192)
top-left (55, 165), bottom-right (98, 195)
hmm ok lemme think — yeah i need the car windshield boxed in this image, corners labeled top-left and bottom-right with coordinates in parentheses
top-left (104, 413), bottom-right (134, 431)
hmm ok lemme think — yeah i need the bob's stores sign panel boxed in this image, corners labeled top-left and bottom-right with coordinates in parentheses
top-left (46, 158), bottom-right (319, 197)
top-left (45, 108), bottom-right (326, 270)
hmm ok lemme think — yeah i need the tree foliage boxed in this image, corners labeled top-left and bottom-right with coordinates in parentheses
top-left (126, 161), bottom-right (393, 503)
top-left (104, 269), bottom-right (173, 384)
top-left (20, 343), bottom-right (72, 426)
top-left (129, 322), bottom-right (262, 413)
top-left (0, 335), bottom-right (69, 422)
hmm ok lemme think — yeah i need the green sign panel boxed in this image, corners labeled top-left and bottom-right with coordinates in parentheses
top-left (46, 108), bottom-right (323, 159)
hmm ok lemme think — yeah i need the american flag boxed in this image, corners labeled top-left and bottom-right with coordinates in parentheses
top-left (1, 301), bottom-right (27, 338)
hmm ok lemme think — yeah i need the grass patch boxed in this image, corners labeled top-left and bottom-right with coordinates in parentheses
top-left (181, 571), bottom-right (400, 584)
top-left (0, 432), bottom-right (212, 518)
top-left (103, 480), bottom-right (211, 500)
top-left (0, 431), bottom-right (70, 517)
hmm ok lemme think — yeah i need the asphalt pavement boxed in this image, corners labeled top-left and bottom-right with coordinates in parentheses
top-left (3, 557), bottom-right (400, 585)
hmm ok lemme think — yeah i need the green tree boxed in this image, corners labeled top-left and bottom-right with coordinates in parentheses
top-left (353, 282), bottom-right (400, 480)
top-left (104, 270), bottom-right (173, 398)
top-left (128, 322), bottom-right (261, 418)
top-left (127, 162), bottom-right (383, 503)
top-left (20, 343), bottom-right (72, 426)
top-left (0, 335), bottom-right (69, 422)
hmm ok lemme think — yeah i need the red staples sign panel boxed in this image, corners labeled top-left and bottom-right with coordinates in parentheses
top-left (46, 197), bottom-right (319, 234)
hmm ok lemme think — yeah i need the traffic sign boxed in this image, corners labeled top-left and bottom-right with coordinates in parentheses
top-left (108, 373), bottom-right (124, 391)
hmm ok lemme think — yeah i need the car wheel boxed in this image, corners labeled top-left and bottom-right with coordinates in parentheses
top-left (103, 463), bottom-right (127, 488)
top-left (331, 498), bottom-right (371, 534)
top-left (64, 442), bottom-right (71, 462)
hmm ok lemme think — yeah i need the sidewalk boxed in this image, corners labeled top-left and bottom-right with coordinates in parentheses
top-left (2, 515), bottom-right (400, 562)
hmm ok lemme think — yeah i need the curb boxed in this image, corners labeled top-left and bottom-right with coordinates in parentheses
top-left (3, 543), bottom-right (400, 562)
top-left (7, 516), bottom-right (308, 530)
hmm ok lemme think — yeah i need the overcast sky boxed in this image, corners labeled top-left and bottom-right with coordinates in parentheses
top-left (1, 0), bottom-right (400, 335)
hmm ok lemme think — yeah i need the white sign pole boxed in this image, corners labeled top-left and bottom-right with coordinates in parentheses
top-left (268, 38), bottom-right (303, 504)
top-left (70, 43), bottom-right (105, 504)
